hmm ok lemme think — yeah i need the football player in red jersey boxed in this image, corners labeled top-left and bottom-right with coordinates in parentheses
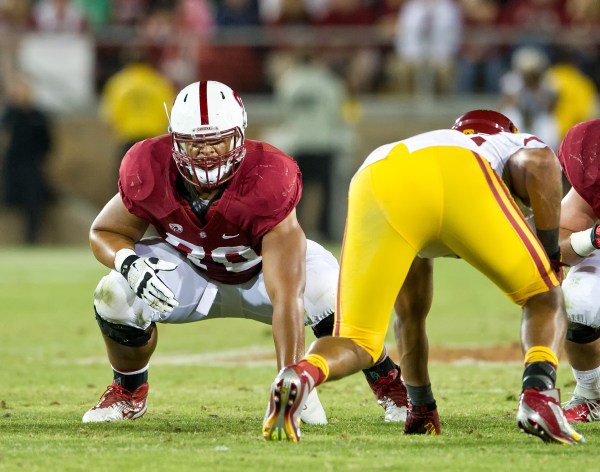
top-left (82, 80), bottom-right (407, 425)
top-left (556, 120), bottom-right (600, 423)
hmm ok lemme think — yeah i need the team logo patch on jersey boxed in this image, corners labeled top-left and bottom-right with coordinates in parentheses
top-left (169, 223), bottom-right (183, 233)
top-left (199, 231), bottom-right (207, 238)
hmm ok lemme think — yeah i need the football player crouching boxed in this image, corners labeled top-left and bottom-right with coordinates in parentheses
top-left (82, 80), bottom-right (407, 426)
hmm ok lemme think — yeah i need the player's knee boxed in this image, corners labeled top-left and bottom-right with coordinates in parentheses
top-left (93, 272), bottom-right (137, 325)
top-left (312, 312), bottom-right (334, 338)
top-left (304, 266), bottom-right (337, 326)
top-left (95, 308), bottom-right (155, 347)
top-left (566, 321), bottom-right (600, 344)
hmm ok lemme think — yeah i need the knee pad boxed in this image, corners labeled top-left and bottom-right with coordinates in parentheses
top-left (566, 321), bottom-right (600, 344)
top-left (95, 309), bottom-right (155, 347)
top-left (312, 312), bottom-right (334, 338)
top-left (94, 272), bottom-right (140, 323)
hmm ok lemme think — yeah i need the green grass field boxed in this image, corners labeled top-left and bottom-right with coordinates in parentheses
top-left (1, 246), bottom-right (598, 471)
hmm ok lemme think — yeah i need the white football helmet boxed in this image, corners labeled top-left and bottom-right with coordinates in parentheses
top-left (170, 81), bottom-right (247, 188)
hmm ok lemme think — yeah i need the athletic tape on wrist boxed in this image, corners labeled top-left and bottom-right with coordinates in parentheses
top-left (114, 248), bottom-right (137, 272)
top-left (570, 227), bottom-right (597, 257)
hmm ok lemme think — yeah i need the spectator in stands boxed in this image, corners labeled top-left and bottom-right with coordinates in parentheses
top-left (0, 73), bottom-right (54, 244)
top-left (499, 46), bottom-right (560, 150)
top-left (312, 0), bottom-right (381, 95)
top-left (563, 0), bottom-right (600, 89)
top-left (31, 0), bottom-right (88, 33)
top-left (111, 0), bottom-right (151, 27)
top-left (499, 0), bottom-right (567, 55)
top-left (216, 0), bottom-right (260, 25)
top-left (266, 47), bottom-right (350, 241)
top-left (99, 45), bottom-right (176, 183)
top-left (389, 0), bottom-right (462, 97)
top-left (142, 0), bottom-right (216, 89)
top-left (195, 0), bottom-right (264, 93)
top-left (0, 0), bottom-right (32, 30)
top-left (71, 0), bottom-right (111, 31)
top-left (455, 0), bottom-right (507, 94)
top-left (261, 0), bottom-right (317, 91)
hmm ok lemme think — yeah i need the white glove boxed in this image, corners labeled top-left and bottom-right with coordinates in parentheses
top-left (115, 249), bottom-right (179, 313)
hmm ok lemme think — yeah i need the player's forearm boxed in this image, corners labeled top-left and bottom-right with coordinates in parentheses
top-left (523, 151), bottom-right (562, 234)
top-left (271, 303), bottom-right (305, 369)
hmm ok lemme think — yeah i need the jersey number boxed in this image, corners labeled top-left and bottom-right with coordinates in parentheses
top-left (165, 233), bottom-right (261, 272)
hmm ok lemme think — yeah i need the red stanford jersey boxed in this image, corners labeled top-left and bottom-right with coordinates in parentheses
top-left (558, 120), bottom-right (600, 218)
top-left (119, 135), bottom-right (302, 284)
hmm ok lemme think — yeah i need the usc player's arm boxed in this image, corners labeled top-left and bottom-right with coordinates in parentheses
top-left (507, 147), bottom-right (562, 232)
top-left (89, 193), bottom-right (150, 270)
top-left (261, 208), bottom-right (307, 369)
top-left (506, 147), bottom-right (563, 257)
top-left (559, 187), bottom-right (598, 265)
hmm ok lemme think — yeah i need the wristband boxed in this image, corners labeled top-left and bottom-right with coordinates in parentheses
top-left (536, 228), bottom-right (559, 260)
top-left (569, 225), bottom-right (600, 257)
top-left (114, 248), bottom-right (137, 272)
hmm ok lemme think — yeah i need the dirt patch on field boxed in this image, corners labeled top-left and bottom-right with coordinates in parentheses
top-left (211, 343), bottom-right (525, 366)
top-left (427, 342), bottom-right (523, 363)
top-left (132, 343), bottom-right (526, 367)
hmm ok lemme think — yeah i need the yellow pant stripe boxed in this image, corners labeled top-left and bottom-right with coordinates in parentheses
top-left (472, 152), bottom-right (560, 289)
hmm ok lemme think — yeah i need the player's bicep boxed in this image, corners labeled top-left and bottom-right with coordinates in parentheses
top-left (90, 193), bottom-right (149, 242)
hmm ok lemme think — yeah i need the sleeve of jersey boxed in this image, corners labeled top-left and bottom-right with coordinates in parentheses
top-left (516, 133), bottom-right (549, 150)
top-left (242, 155), bottom-right (302, 238)
top-left (118, 142), bottom-right (155, 220)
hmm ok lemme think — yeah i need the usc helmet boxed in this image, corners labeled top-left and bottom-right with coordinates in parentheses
top-left (452, 109), bottom-right (519, 135)
top-left (170, 81), bottom-right (247, 188)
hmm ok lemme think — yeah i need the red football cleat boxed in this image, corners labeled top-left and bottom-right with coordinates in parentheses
top-left (82, 381), bottom-right (148, 423)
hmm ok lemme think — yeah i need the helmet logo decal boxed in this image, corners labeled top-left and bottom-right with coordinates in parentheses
top-left (199, 81), bottom-right (209, 125)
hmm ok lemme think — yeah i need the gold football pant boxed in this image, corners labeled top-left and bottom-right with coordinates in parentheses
top-left (335, 144), bottom-right (560, 362)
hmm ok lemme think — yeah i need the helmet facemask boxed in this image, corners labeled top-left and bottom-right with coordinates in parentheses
top-left (172, 126), bottom-right (245, 189)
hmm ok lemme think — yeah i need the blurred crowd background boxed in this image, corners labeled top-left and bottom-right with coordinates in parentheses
top-left (0, 0), bottom-right (599, 245)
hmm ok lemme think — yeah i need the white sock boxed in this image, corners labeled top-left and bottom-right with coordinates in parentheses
top-left (572, 366), bottom-right (600, 399)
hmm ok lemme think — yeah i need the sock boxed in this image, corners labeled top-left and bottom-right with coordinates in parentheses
top-left (406, 384), bottom-right (435, 407)
top-left (572, 366), bottom-right (600, 399)
top-left (522, 362), bottom-right (556, 391)
top-left (363, 355), bottom-right (398, 383)
top-left (523, 346), bottom-right (559, 367)
top-left (297, 355), bottom-right (328, 387)
top-left (113, 365), bottom-right (149, 392)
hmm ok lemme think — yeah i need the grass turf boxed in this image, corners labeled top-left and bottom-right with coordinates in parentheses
top-left (0, 246), bottom-right (597, 471)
